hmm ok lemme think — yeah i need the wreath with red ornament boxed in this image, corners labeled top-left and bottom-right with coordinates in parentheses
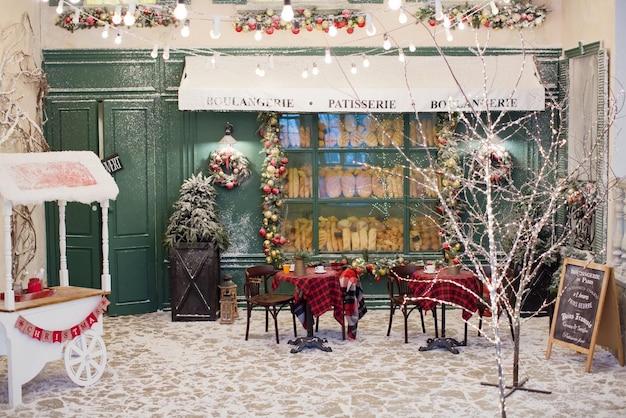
top-left (207, 147), bottom-right (251, 189)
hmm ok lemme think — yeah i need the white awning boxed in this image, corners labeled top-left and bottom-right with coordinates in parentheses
top-left (178, 54), bottom-right (545, 113)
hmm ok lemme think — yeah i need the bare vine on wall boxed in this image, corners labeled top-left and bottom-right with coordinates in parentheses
top-left (0, 13), bottom-right (50, 281)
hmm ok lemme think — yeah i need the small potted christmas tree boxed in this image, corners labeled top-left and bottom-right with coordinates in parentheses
top-left (164, 173), bottom-right (231, 321)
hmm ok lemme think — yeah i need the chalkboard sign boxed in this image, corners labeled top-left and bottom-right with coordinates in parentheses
top-left (547, 258), bottom-right (624, 372)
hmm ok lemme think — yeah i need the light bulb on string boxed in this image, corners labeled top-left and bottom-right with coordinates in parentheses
top-left (268, 54), bottom-right (274, 70)
top-left (443, 16), bottom-right (451, 28)
top-left (112, 6), bottom-right (122, 25)
top-left (301, 67), bottom-right (309, 79)
top-left (181, 19), bottom-right (190, 37)
top-left (324, 48), bottom-right (332, 64)
top-left (457, 15), bottom-right (466, 30)
top-left (445, 26), bottom-right (453, 42)
top-left (55, 0), bottom-right (64, 15)
top-left (398, 48), bottom-right (405, 63)
top-left (162, 45), bottom-right (170, 60)
top-left (69, 0), bottom-right (79, 3)
top-left (210, 16), bottom-right (221, 39)
top-left (281, 0), bottom-right (294, 22)
top-left (388, 0), bottom-right (402, 11)
top-left (409, 40), bottom-right (416, 52)
top-left (101, 23), bottom-right (109, 39)
top-left (362, 54), bottom-right (370, 68)
top-left (255, 64), bottom-right (265, 77)
top-left (435, 0), bottom-right (444, 21)
top-left (490, 1), bottom-right (499, 15)
top-left (398, 9), bottom-right (408, 25)
top-left (254, 23), bottom-right (263, 42)
top-left (383, 34), bottom-right (391, 50)
top-left (123, 3), bottom-right (136, 27)
top-left (211, 52), bottom-right (219, 69)
top-left (174, 0), bottom-right (188, 21)
top-left (41, 0), bottom-right (49, 3)
top-left (114, 32), bottom-right (122, 45)
top-left (365, 13), bottom-right (376, 36)
top-left (350, 62), bottom-right (357, 75)
top-left (311, 62), bottom-right (319, 76)
top-left (150, 45), bottom-right (159, 59)
top-left (72, 8), bottom-right (80, 25)
top-left (328, 18), bottom-right (338, 37)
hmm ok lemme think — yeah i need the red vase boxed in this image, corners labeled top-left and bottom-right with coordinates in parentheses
top-left (28, 278), bottom-right (42, 293)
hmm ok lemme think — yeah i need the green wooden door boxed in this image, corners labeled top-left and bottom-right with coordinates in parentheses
top-left (46, 98), bottom-right (159, 315)
top-left (46, 100), bottom-right (102, 289)
top-left (103, 99), bottom-right (159, 315)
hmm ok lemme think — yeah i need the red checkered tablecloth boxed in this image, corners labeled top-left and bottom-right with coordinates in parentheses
top-left (273, 267), bottom-right (344, 325)
top-left (406, 268), bottom-right (480, 320)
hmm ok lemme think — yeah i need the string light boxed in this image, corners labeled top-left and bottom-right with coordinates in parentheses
top-left (301, 67), bottom-right (309, 79)
top-left (211, 52), bottom-right (219, 69)
top-left (123, 3), bottom-right (136, 27)
top-left (311, 62), bottom-right (319, 76)
top-left (324, 48), bottom-right (332, 64)
top-left (362, 54), bottom-right (370, 68)
top-left (457, 15), bottom-right (466, 30)
top-left (365, 13), bottom-right (376, 36)
top-left (55, 0), bottom-right (64, 15)
top-left (409, 40), bottom-right (416, 52)
top-left (174, 0), bottom-right (188, 21)
top-left (114, 32), bottom-right (122, 45)
top-left (383, 34), bottom-right (391, 50)
top-left (150, 44), bottom-right (158, 59)
top-left (435, 0), bottom-right (444, 21)
top-left (328, 17), bottom-right (338, 37)
top-left (388, 0), bottom-right (402, 11)
top-left (443, 15), bottom-right (452, 28)
top-left (490, 1), bottom-right (499, 15)
top-left (101, 23), bottom-right (109, 39)
top-left (398, 9), bottom-right (408, 25)
top-left (254, 23), bottom-right (263, 41)
top-left (281, 0), bottom-right (294, 22)
top-left (181, 19), bottom-right (190, 37)
top-left (72, 8), bottom-right (80, 25)
top-left (210, 16), bottom-right (221, 39)
top-left (111, 6), bottom-right (122, 25)
top-left (445, 26), bottom-right (453, 42)
top-left (69, 0), bottom-right (79, 3)
top-left (268, 54), bottom-right (274, 69)
top-left (162, 44), bottom-right (170, 60)
top-left (350, 62), bottom-right (357, 75)
top-left (255, 64), bottom-right (265, 77)
top-left (398, 47), bottom-right (405, 63)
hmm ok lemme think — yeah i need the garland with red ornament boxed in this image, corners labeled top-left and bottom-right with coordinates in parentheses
top-left (257, 112), bottom-right (289, 267)
top-left (234, 8), bottom-right (367, 35)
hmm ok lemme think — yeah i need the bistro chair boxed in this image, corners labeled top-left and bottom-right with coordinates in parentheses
top-left (244, 265), bottom-right (297, 344)
top-left (387, 264), bottom-right (438, 343)
top-left (475, 265), bottom-right (515, 339)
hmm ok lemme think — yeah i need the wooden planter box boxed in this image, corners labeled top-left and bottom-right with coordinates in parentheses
top-left (169, 242), bottom-right (220, 321)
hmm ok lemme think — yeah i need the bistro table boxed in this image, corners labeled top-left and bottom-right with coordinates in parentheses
top-left (405, 267), bottom-right (480, 354)
top-left (273, 267), bottom-right (343, 353)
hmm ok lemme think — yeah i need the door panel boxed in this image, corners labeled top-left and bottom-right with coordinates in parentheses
top-left (46, 100), bottom-right (101, 289)
top-left (104, 100), bottom-right (158, 315)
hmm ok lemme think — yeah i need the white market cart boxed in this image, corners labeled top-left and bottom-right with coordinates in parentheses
top-left (0, 151), bottom-right (119, 407)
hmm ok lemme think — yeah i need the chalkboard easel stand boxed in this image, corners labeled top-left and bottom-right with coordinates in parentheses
top-left (546, 258), bottom-right (624, 373)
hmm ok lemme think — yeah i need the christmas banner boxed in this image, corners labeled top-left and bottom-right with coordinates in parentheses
top-left (14, 297), bottom-right (110, 343)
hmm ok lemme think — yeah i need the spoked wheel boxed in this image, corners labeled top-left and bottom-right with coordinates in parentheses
top-left (64, 329), bottom-right (107, 386)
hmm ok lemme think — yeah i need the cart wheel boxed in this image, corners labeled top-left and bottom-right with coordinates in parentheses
top-left (64, 330), bottom-right (107, 386)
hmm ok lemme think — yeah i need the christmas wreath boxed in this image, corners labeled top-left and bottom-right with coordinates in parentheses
top-left (208, 147), bottom-right (251, 189)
